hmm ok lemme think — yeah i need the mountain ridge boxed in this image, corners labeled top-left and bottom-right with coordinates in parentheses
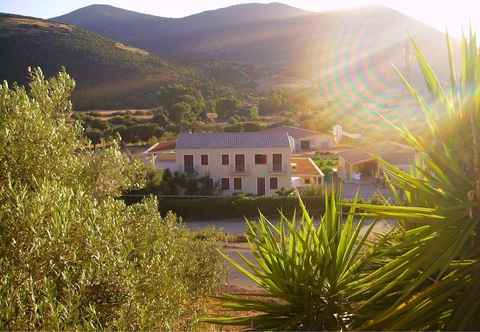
top-left (50, 2), bottom-right (457, 119)
top-left (52, 3), bottom-right (451, 70)
top-left (0, 13), bottom-right (183, 110)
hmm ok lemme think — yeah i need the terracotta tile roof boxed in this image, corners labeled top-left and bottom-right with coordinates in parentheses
top-left (291, 157), bottom-right (324, 176)
top-left (144, 140), bottom-right (176, 153)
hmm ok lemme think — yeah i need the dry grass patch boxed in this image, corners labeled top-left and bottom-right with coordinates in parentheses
top-left (115, 42), bottom-right (149, 55)
top-left (6, 17), bottom-right (72, 32)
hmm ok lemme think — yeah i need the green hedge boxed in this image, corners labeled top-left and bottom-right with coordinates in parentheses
top-left (123, 195), bottom-right (325, 221)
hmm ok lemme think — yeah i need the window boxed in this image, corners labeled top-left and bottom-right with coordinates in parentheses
top-left (270, 177), bottom-right (278, 190)
top-left (222, 154), bottom-right (229, 165)
top-left (273, 154), bottom-right (282, 172)
top-left (221, 178), bottom-right (230, 190)
top-left (201, 154), bottom-right (208, 165)
top-left (300, 140), bottom-right (311, 150)
top-left (235, 154), bottom-right (245, 172)
top-left (234, 177), bottom-right (242, 190)
top-left (184, 155), bottom-right (194, 173)
top-left (255, 154), bottom-right (267, 165)
top-left (304, 177), bottom-right (311, 185)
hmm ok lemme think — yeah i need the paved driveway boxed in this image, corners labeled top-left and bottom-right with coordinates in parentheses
top-left (342, 182), bottom-right (392, 200)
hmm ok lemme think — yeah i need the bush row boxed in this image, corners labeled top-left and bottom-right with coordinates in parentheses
top-left (122, 195), bottom-right (326, 220)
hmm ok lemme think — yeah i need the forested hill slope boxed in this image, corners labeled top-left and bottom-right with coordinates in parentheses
top-left (0, 13), bottom-right (182, 110)
top-left (53, 4), bottom-right (452, 74)
top-left (53, 3), bottom-right (458, 124)
top-left (52, 3), bottom-right (311, 47)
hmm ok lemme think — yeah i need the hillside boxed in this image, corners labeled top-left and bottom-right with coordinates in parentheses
top-left (53, 4), bottom-right (458, 128)
top-left (53, 3), bottom-right (310, 49)
top-left (0, 13), bottom-right (182, 110)
top-left (53, 4), bottom-right (452, 73)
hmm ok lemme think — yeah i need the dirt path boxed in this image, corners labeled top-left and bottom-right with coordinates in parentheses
top-left (222, 243), bottom-right (260, 293)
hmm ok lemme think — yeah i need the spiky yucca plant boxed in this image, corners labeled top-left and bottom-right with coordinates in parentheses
top-left (204, 192), bottom-right (376, 330)
top-left (348, 31), bottom-right (480, 330)
top-left (207, 31), bottom-right (480, 331)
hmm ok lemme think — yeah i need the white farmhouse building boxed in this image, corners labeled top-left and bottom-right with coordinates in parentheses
top-left (176, 132), bottom-right (296, 196)
top-left (260, 126), bottom-right (334, 153)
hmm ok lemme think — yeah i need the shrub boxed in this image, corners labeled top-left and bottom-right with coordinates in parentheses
top-left (311, 153), bottom-right (338, 176)
top-left (0, 68), bottom-right (224, 330)
top-left (85, 127), bottom-right (103, 145)
top-left (122, 195), bottom-right (325, 220)
top-left (128, 169), bottom-right (220, 196)
top-left (192, 226), bottom-right (247, 243)
top-left (0, 187), bottom-right (224, 330)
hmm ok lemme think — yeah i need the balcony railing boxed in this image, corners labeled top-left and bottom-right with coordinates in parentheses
top-left (269, 165), bottom-right (287, 174)
top-left (230, 164), bottom-right (249, 175)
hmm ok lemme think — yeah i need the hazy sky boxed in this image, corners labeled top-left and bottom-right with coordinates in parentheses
top-left (1, 0), bottom-right (478, 36)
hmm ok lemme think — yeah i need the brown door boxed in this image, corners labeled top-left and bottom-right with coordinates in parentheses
top-left (184, 155), bottom-right (194, 172)
top-left (273, 154), bottom-right (282, 172)
top-left (257, 177), bottom-right (266, 196)
top-left (235, 154), bottom-right (245, 172)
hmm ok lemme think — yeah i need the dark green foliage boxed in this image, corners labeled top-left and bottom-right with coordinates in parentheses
top-left (123, 195), bottom-right (325, 221)
top-left (129, 169), bottom-right (220, 197)
top-left (85, 127), bottom-right (103, 145)
top-left (199, 62), bottom-right (257, 88)
top-left (275, 187), bottom-right (296, 196)
top-left (258, 90), bottom-right (291, 115)
top-left (224, 121), bottom-right (266, 132)
top-left (75, 112), bottom-right (165, 144)
top-left (215, 96), bottom-right (241, 120)
top-left (311, 153), bottom-right (338, 176)
top-left (0, 68), bottom-right (225, 329)
top-left (171, 102), bottom-right (196, 130)
top-left (114, 123), bottom-right (162, 142)
top-left (249, 106), bottom-right (259, 120)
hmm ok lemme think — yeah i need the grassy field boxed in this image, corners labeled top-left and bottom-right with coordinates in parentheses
top-left (80, 109), bottom-right (155, 120)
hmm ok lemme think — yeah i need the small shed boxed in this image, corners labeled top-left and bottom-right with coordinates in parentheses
top-left (337, 141), bottom-right (417, 182)
top-left (291, 157), bottom-right (324, 188)
top-left (144, 140), bottom-right (177, 170)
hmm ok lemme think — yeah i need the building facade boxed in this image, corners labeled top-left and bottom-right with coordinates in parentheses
top-left (176, 132), bottom-right (294, 196)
